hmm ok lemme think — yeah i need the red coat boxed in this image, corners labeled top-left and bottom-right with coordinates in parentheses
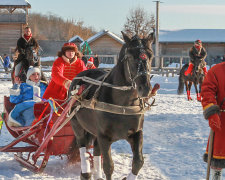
top-left (86, 64), bottom-right (96, 70)
top-left (43, 56), bottom-right (86, 100)
top-left (201, 62), bottom-right (225, 168)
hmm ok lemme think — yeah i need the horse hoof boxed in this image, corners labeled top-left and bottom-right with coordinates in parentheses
top-left (80, 172), bottom-right (92, 180)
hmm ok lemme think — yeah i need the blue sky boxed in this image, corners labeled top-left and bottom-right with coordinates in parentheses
top-left (27, 0), bottom-right (225, 35)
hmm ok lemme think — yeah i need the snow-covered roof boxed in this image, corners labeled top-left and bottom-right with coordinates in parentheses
top-left (68, 35), bottom-right (84, 43)
top-left (80, 30), bottom-right (124, 47)
top-left (159, 29), bottom-right (225, 43)
top-left (0, 0), bottom-right (31, 7)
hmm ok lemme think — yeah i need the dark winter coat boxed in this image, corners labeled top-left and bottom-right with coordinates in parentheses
top-left (189, 46), bottom-right (207, 64)
top-left (16, 36), bottom-right (39, 66)
top-left (94, 56), bottom-right (100, 68)
top-left (201, 62), bottom-right (225, 168)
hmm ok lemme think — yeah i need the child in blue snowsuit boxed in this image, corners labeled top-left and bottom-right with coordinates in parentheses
top-left (8, 67), bottom-right (47, 127)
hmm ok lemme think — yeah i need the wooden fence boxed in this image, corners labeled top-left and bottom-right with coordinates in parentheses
top-left (0, 56), bottom-right (192, 80)
top-left (151, 56), bottom-right (190, 77)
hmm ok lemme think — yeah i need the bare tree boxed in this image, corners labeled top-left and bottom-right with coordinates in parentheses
top-left (123, 7), bottom-right (155, 38)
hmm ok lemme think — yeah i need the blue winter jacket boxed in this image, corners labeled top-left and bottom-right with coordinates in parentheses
top-left (10, 80), bottom-right (47, 126)
top-left (3, 56), bottom-right (10, 68)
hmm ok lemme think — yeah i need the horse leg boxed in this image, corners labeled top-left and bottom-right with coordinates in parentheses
top-left (70, 117), bottom-right (92, 180)
top-left (123, 130), bottom-right (144, 180)
top-left (93, 139), bottom-right (103, 180)
top-left (187, 82), bottom-right (193, 101)
top-left (197, 83), bottom-right (202, 102)
top-left (193, 82), bottom-right (200, 101)
top-left (185, 81), bottom-right (191, 101)
top-left (97, 134), bottom-right (113, 180)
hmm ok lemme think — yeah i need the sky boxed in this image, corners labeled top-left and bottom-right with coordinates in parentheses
top-left (27, 0), bottom-right (225, 35)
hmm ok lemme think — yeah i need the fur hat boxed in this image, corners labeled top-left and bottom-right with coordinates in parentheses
top-left (62, 42), bottom-right (77, 53)
top-left (87, 57), bottom-right (94, 64)
top-left (27, 66), bottom-right (41, 80)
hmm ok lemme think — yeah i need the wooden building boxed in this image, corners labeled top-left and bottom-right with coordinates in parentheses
top-left (80, 30), bottom-right (124, 64)
top-left (68, 35), bottom-right (84, 51)
top-left (0, 0), bottom-right (31, 57)
top-left (158, 29), bottom-right (225, 66)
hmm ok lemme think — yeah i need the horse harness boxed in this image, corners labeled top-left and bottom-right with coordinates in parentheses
top-left (70, 70), bottom-right (154, 116)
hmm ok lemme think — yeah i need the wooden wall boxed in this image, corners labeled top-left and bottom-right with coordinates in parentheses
top-left (0, 23), bottom-right (22, 56)
top-left (160, 42), bottom-right (225, 60)
top-left (89, 34), bottom-right (123, 55)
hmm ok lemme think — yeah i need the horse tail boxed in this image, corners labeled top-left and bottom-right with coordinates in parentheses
top-left (177, 65), bottom-right (187, 95)
top-left (67, 137), bottom-right (80, 163)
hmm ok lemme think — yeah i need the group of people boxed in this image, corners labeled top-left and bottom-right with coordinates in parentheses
top-left (7, 27), bottom-right (98, 127)
top-left (5, 26), bottom-right (225, 179)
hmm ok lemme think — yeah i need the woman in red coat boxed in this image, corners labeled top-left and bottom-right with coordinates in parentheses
top-left (201, 62), bottom-right (225, 179)
top-left (43, 43), bottom-right (87, 100)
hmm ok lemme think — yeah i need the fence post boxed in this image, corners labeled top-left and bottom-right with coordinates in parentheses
top-left (180, 57), bottom-right (183, 69)
top-left (113, 55), bottom-right (117, 65)
top-left (160, 56), bottom-right (164, 69)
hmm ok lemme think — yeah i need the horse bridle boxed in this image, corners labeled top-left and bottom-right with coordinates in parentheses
top-left (123, 46), bottom-right (151, 89)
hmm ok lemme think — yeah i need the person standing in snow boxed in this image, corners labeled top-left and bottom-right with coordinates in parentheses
top-left (93, 54), bottom-right (100, 68)
top-left (185, 40), bottom-right (207, 76)
top-left (3, 54), bottom-right (11, 72)
top-left (201, 61), bottom-right (225, 179)
top-left (43, 42), bottom-right (87, 100)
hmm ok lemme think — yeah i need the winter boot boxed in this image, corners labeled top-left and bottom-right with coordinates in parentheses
top-left (203, 66), bottom-right (207, 75)
top-left (187, 90), bottom-right (192, 101)
top-left (210, 168), bottom-right (222, 180)
top-left (197, 93), bottom-right (201, 102)
top-left (184, 63), bottom-right (194, 76)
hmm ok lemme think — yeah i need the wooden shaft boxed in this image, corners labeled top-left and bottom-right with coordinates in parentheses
top-left (206, 129), bottom-right (214, 180)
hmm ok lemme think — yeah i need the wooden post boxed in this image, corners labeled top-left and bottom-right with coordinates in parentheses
top-left (206, 129), bottom-right (214, 180)
top-left (113, 55), bottom-right (117, 65)
top-left (160, 56), bottom-right (164, 69)
top-left (180, 57), bottom-right (183, 69)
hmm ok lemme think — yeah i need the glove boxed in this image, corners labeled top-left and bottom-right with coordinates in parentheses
top-left (151, 83), bottom-right (160, 96)
top-left (208, 114), bottom-right (221, 132)
top-left (64, 80), bottom-right (72, 90)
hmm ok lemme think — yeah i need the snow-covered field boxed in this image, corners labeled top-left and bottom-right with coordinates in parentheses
top-left (0, 72), bottom-right (211, 180)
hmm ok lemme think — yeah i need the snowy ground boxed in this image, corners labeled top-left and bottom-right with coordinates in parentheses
top-left (0, 71), bottom-right (211, 180)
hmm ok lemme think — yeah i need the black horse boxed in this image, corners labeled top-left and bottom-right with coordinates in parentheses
top-left (68, 32), bottom-right (155, 180)
top-left (177, 58), bottom-right (205, 101)
top-left (11, 46), bottom-right (46, 84)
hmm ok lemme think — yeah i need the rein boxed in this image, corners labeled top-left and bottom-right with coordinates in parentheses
top-left (73, 76), bottom-right (133, 91)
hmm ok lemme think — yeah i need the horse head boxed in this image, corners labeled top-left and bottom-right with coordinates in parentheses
top-left (25, 46), bottom-right (39, 66)
top-left (119, 31), bottom-right (154, 98)
top-left (192, 57), bottom-right (202, 75)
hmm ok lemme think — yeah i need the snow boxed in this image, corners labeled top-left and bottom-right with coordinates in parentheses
top-left (159, 29), bottom-right (225, 43)
top-left (0, 71), bottom-right (212, 180)
top-left (0, 0), bottom-right (30, 6)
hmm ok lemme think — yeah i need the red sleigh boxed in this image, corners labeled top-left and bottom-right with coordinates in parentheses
top-left (0, 96), bottom-right (78, 173)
